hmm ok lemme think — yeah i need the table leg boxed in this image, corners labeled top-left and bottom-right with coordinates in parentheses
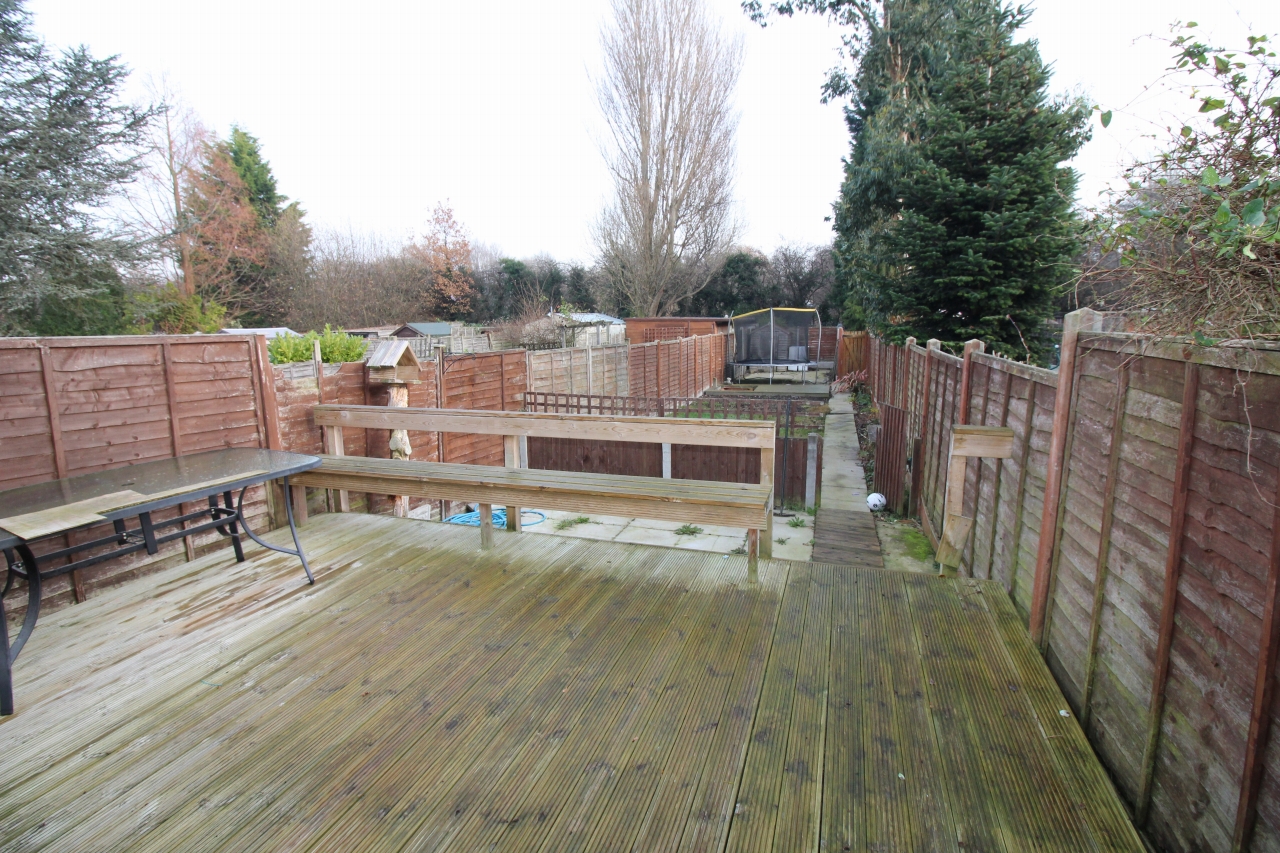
top-left (1, 590), bottom-right (10, 717)
top-left (222, 491), bottom-right (246, 562)
top-left (235, 478), bottom-right (314, 585)
top-left (2, 543), bottom-right (43, 716)
top-left (2, 549), bottom-right (14, 597)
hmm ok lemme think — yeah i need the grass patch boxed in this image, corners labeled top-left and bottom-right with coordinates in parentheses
top-left (555, 516), bottom-right (592, 531)
top-left (730, 545), bottom-right (747, 555)
top-left (901, 527), bottom-right (935, 562)
top-left (774, 537), bottom-right (788, 545)
top-left (787, 516), bottom-right (807, 528)
top-left (675, 524), bottom-right (704, 536)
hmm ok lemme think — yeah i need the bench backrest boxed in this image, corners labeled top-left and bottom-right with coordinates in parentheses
top-left (311, 404), bottom-right (775, 450)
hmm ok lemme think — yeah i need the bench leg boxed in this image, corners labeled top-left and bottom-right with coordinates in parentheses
top-left (746, 529), bottom-right (759, 585)
top-left (479, 504), bottom-right (494, 550)
top-left (504, 505), bottom-right (522, 533)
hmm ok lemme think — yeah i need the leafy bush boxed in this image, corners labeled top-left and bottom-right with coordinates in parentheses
top-left (128, 284), bottom-right (227, 334)
top-left (1085, 28), bottom-right (1280, 339)
top-left (267, 325), bottom-right (368, 364)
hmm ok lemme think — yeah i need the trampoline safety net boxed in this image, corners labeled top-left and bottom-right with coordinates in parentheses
top-left (730, 308), bottom-right (821, 365)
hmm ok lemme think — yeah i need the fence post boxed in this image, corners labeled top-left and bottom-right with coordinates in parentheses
top-left (1234, 477), bottom-right (1280, 852)
top-left (917, 340), bottom-right (940, 525)
top-left (1029, 308), bottom-right (1097, 648)
top-left (957, 339), bottom-right (984, 425)
top-left (805, 432), bottom-right (818, 510)
top-left (1135, 359), bottom-right (1199, 826)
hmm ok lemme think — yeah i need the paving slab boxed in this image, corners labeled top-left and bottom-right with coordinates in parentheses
top-left (820, 393), bottom-right (870, 512)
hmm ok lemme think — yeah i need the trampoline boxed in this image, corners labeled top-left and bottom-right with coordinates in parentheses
top-left (729, 308), bottom-right (822, 382)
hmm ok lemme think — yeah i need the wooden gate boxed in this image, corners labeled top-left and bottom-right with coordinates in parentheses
top-left (872, 403), bottom-right (909, 514)
top-left (837, 331), bottom-right (869, 377)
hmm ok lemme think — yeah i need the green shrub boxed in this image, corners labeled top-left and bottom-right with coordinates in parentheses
top-left (128, 284), bottom-right (227, 334)
top-left (268, 325), bottom-right (368, 364)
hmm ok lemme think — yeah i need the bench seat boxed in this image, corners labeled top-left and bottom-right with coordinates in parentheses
top-left (292, 455), bottom-right (771, 577)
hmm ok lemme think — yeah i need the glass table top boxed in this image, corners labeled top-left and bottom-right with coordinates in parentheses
top-left (0, 449), bottom-right (319, 547)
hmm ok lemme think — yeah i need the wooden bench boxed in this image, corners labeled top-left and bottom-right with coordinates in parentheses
top-left (291, 405), bottom-right (776, 580)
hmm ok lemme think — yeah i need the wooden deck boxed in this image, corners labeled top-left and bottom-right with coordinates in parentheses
top-left (810, 507), bottom-right (883, 568)
top-left (0, 514), bottom-right (1142, 852)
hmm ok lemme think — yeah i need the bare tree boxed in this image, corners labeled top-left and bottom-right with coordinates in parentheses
top-left (594, 0), bottom-right (741, 317)
top-left (123, 80), bottom-right (207, 292)
top-left (286, 229), bottom-right (426, 330)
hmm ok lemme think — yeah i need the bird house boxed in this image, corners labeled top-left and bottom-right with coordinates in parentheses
top-left (366, 339), bottom-right (421, 384)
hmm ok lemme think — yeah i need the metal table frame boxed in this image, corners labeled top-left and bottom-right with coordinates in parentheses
top-left (0, 451), bottom-right (320, 716)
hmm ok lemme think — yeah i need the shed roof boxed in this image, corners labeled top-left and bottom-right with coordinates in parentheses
top-left (396, 322), bottom-right (453, 337)
top-left (219, 327), bottom-right (297, 339)
top-left (565, 312), bottom-right (625, 325)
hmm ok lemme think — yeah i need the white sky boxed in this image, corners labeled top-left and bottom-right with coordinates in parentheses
top-left (24, 0), bottom-right (1280, 265)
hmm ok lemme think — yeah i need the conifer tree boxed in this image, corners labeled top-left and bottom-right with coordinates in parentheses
top-left (848, 3), bottom-right (1089, 358)
top-left (0, 0), bottom-right (153, 332)
top-left (748, 0), bottom-right (1089, 359)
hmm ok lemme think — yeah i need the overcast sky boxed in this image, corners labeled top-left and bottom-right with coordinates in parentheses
top-left (24, 0), bottom-right (1280, 265)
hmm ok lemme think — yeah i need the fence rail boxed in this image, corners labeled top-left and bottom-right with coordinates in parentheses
top-left (524, 391), bottom-right (825, 434)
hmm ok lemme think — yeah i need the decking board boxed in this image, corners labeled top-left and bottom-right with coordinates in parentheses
top-left (0, 513), bottom-right (1143, 852)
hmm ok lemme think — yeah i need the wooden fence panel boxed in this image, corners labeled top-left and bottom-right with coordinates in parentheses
top-left (873, 403), bottom-right (909, 514)
top-left (0, 335), bottom-right (272, 613)
top-left (528, 438), bottom-right (661, 478)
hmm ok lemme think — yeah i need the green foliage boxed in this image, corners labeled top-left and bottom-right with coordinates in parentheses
top-left (1084, 28), bottom-right (1280, 337)
top-left (267, 325), bottom-right (368, 364)
top-left (19, 262), bottom-right (128, 335)
top-left (845, 3), bottom-right (1087, 360)
top-left (675, 524), bottom-right (704, 536)
top-left (227, 126), bottom-right (285, 228)
top-left (787, 516), bottom-right (807, 528)
top-left (555, 516), bottom-right (593, 530)
top-left (684, 251), bottom-right (774, 316)
top-left (841, 296), bottom-right (867, 331)
top-left (0, 0), bottom-right (156, 333)
top-left (563, 266), bottom-right (597, 312)
top-left (128, 283), bottom-right (227, 334)
top-left (747, 0), bottom-right (1088, 360)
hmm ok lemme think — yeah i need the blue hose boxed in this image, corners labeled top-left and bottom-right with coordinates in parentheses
top-left (444, 508), bottom-right (546, 527)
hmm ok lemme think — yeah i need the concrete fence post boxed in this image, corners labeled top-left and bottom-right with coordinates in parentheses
top-left (805, 433), bottom-right (819, 510)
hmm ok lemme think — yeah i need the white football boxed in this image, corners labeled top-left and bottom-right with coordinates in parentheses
top-left (867, 493), bottom-right (887, 512)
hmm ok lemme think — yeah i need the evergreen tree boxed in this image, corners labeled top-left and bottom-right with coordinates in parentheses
top-left (0, 0), bottom-right (154, 333)
top-left (684, 250), bottom-right (774, 316)
top-left (748, 0), bottom-right (1089, 359)
top-left (563, 266), bottom-right (598, 313)
top-left (846, 2), bottom-right (1089, 357)
top-left (227, 126), bottom-right (284, 228)
top-left (182, 126), bottom-right (306, 327)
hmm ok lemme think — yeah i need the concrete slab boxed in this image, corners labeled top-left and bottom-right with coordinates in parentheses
top-left (708, 534), bottom-right (748, 554)
top-left (770, 534), bottom-right (813, 562)
top-left (614, 526), bottom-right (683, 547)
top-left (821, 392), bottom-right (870, 513)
